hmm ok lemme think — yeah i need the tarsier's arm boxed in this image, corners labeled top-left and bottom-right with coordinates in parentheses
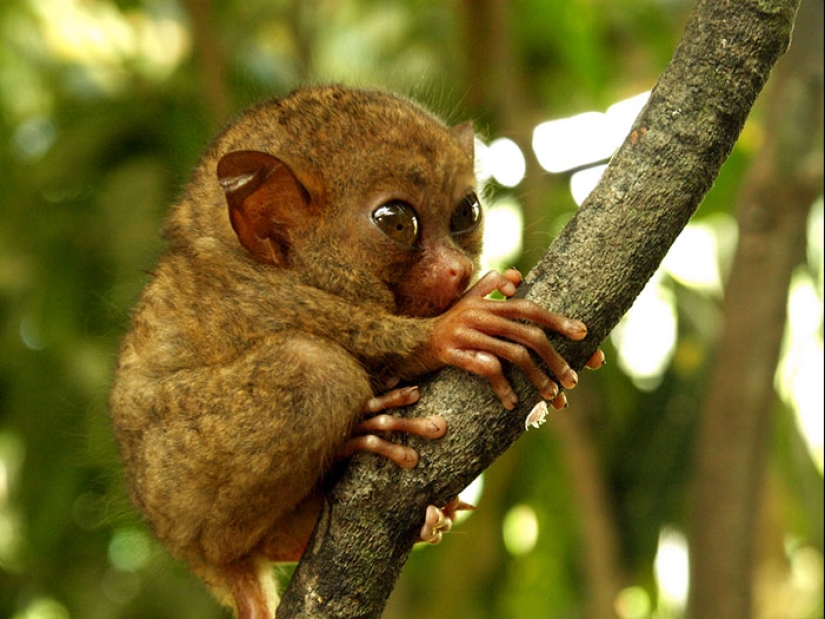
top-left (233, 268), bottom-right (587, 405)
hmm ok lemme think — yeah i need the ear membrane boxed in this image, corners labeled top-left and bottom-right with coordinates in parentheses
top-left (217, 150), bottom-right (310, 267)
top-left (451, 121), bottom-right (475, 159)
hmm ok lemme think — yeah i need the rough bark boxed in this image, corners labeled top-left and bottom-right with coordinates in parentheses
top-left (277, 0), bottom-right (800, 616)
top-left (688, 0), bottom-right (823, 616)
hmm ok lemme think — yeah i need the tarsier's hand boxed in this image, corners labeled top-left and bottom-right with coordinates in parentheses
top-left (422, 268), bottom-right (603, 410)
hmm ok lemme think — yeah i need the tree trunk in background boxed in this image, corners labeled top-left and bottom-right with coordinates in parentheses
top-left (554, 408), bottom-right (623, 618)
top-left (182, 0), bottom-right (231, 124)
top-left (688, 1), bottom-right (823, 616)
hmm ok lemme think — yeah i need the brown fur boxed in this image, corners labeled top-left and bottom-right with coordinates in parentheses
top-left (110, 86), bottom-right (481, 617)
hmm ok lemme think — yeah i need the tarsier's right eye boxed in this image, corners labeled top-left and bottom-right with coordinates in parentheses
top-left (450, 193), bottom-right (482, 235)
top-left (372, 201), bottom-right (420, 247)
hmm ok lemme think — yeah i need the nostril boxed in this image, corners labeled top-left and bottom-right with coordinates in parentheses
top-left (447, 261), bottom-right (472, 281)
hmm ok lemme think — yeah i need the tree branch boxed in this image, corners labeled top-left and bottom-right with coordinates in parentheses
top-left (278, 0), bottom-right (800, 616)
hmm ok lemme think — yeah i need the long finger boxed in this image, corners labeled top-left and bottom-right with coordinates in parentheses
top-left (453, 328), bottom-right (566, 396)
top-left (353, 414), bottom-right (446, 439)
top-left (492, 317), bottom-right (579, 389)
top-left (455, 313), bottom-right (578, 390)
top-left (487, 298), bottom-right (587, 341)
top-left (585, 349), bottom-right (606, 369)
top-left (444, 349), bottom-right (519, 409)
top-left (463, 270), bottom-right (519, 299)
top-left (362, 386), bottom-right (420, 414)
top-left (341, 435), bottom-right (419, 469)
top-left (500, 268), bottom-right (523, 293)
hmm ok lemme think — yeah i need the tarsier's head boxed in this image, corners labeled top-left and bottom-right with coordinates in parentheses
top-left (212, 86), bottom-right (484, 317)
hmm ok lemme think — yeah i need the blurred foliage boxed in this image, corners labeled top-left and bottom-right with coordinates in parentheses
top-left (0, 1), bottom-right (822, 618)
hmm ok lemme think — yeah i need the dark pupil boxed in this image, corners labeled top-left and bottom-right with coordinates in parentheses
top-left (453, 195), bottom-right (480, 232)
top-left (381, 210), bottom-right (407, 231)
top-left (373, 202), bottom-right (418, 245)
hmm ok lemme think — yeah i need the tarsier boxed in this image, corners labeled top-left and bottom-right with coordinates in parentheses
top-left (110, 86), bottom-right (602, 618)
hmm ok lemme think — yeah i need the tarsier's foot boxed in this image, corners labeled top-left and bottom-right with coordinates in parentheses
top-left (341, 385), bottom-right (446, 468)
top-left (342, 386), bottom-right (467, 544)
top-left (418, 497), bottom-right (476, 545)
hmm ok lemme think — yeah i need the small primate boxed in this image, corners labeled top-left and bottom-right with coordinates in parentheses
top-left (110, 86), bottom-right (600, 618)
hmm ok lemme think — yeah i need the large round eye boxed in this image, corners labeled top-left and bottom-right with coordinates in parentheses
top-left (450, 193), bottom-right (482, 235)
top-left (372, 200), bottom-right (420, 246)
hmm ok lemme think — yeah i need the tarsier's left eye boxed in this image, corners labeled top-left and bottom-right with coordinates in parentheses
top-left (450, 193), bottom-right (482, 235)
top-left (372, 200), bottom-right (420, 247)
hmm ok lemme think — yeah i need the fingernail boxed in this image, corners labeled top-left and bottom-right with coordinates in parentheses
top-left (542, 380), bottom-right (559, 401)
top-left (427, 415), bottom-right (447, 437)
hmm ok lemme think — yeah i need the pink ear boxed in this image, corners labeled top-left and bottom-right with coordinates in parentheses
top-left (217, 150), bottom-right (310, 267)
top-left (451, 121), bottom-right (475, 159)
